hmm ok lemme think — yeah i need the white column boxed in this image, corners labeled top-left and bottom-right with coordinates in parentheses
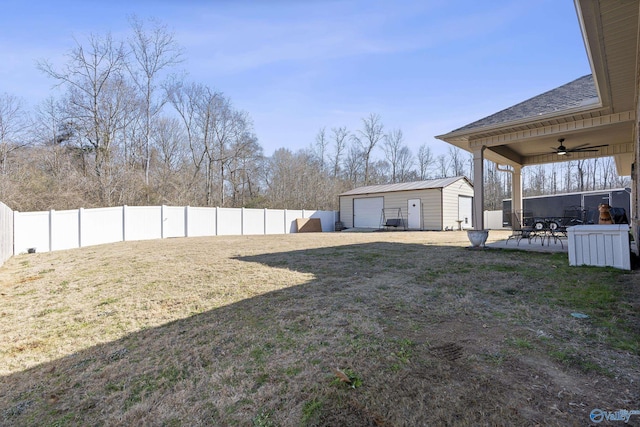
top-left (472, 147), bottom-right (485, 230)
top-left (512, 165), bottom-right (523, 217)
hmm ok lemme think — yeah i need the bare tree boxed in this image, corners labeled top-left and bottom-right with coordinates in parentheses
top-left (127, 16), bottom-right (183, 187)
top-left (330, 126), bottom-right (348, 178)
top-left (396, 146), bottom-right (414, 182)
top-left (167, 82), bottom-right (221, 205)
top-left (416, 143), bottom-right (434, 180)
top-left (0, 93), bottom-right (30, 176)
top-left (436, 154), bottom-right (449, 178)
top-left (564, 161), bottom-right (574, 192)
top-left (382, 128), bottom-right (404, 183)
top-left (343, 142), bottom-right (364, 186)
top-left (448, 146), bottom-right (467, 177)
top-left (32, 97), bottom-right (73, 179)
top-left (227, 132), bottom-right (263, 207)
top-left (39, 33), bottom-right (134, 205)
top-left (151, 116), bottom-right (189, 197)
top-left (314, 127), bottom-right (328, 171)
top-left (351, 113), bottom-right (384, 185)
top-left (576, 159), bottom-right (586, 192)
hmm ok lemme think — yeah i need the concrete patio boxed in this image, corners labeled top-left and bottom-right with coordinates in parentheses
top-left (486, 234), bottom-right (568, 253)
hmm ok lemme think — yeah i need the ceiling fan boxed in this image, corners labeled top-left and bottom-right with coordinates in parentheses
top-left (552, 138), bottom-right (608, 156)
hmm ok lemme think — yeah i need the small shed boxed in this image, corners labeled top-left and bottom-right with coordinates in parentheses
top-left (338, 176), bottom-right (474, 231)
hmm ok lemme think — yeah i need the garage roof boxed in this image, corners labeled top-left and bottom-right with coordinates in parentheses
top-left (339, 176), bottom-right (471, 196)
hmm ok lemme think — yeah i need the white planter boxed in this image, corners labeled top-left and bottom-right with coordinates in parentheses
top-left (467, 230), bottom-right (489, 248)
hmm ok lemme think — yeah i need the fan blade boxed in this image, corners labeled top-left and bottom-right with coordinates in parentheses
top-left (568, 144), bottom-right (609, 152)
top-left (569, 143), bottom-right (591, 150)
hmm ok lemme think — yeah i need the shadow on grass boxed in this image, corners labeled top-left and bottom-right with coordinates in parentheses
top-left (1, 241), bottom-right (638, 426)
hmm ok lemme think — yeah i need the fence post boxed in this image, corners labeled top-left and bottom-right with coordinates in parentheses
top-left (185, 206), bottom-right (189, 238)
top-left (49, 209), bottom-right (54, 252)
top-left (264, 208), bottom-right (268, 235)
top-left (78, 208), bottom-right (83, 248)
top-left (122, 205), bottom-right (127, 242)
top-left (241, 207), bottom-right (245, 236)
top-left (161, 205), bottom-right (165, 239)
top-left (215, 207), bottom-right (219, 236)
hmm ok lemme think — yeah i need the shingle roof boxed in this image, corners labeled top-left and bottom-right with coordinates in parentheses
top-left (451, 74), bottom-right (599, 133)
top-left (339, 176), bottom-right (470, 196)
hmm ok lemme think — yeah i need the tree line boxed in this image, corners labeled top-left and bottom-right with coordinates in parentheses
top-left (0, 18), bottom-right (629, 212)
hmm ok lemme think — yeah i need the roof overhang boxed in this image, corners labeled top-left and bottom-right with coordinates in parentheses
top-left (436, 0), bottom-right (639, 176)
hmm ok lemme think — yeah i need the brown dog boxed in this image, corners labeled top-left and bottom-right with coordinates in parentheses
top-left (598, 203), bottom-right (615, 224)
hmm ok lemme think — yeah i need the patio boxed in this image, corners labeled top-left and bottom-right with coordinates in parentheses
top-left (486, 232), bottom-right (567, 253)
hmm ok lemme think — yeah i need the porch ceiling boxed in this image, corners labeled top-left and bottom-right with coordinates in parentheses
top-left (436, 0), bottom-right (639, 176)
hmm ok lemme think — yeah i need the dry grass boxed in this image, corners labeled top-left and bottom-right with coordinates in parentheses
top-left (0, 231), bottom-right (639, 426)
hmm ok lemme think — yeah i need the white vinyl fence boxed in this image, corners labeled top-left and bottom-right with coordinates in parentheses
top-left (484, 210), bottom-right (507, 230)
top-left (0, 201), bottom-right (13, 266)
top-left (14, 206), bottom-right (338, 255)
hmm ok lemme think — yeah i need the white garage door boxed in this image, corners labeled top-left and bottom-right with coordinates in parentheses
top-left (354, 197), bottom-right (383, 228)
top-left (458, 196), bottom-right (473, 229)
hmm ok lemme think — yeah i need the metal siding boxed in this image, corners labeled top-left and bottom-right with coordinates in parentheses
top-left (423, 190), bottom-right (443, 230)
top-left (442, 180), bottom-right (474, 230)
top-left (339, 196), bottom-right (354, 228)
top-left (379, 189), bottom-right (441, 230)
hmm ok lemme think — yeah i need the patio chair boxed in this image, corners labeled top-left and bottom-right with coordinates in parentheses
top-left (505, 211), bottom-right (535, 245)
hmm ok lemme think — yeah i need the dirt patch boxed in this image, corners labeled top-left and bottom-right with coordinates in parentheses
top-left (0, 230), bottom-right (638, 426)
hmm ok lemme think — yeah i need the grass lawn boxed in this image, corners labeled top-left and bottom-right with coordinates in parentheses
top-left (0, 230), bottom-right (638, 426)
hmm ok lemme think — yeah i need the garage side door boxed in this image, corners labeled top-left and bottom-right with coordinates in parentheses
top-left (458, 196), bottom-right (473, 229)
top-left (354, 197), bottom-right (383, 228)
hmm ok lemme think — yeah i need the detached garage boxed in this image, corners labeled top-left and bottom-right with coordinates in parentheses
top-left (339, 176), bottom-right (474, 231)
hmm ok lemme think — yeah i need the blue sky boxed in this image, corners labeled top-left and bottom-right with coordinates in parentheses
top-left (0, 0), bottom-right (591, 158)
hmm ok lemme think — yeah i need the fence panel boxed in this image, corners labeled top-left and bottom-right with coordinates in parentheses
top-left (52, 210), bottom-right (80, 251)
top-left (306, 210), bottom-right (337, 232)
top-left (217, 208), bottom-right (242, 235)
top-left (125, 206), bottom-right (162, 241)
top-left (163, 206), bottom-right (186, 238)
top-left (186, 207), bottom-right (216, 237)
top-left (243, 208), bottom-right (265, 235)
top-left (286, 210), bottom-right (303, 233)
top-left (0, 202), bottom-right (13, 265)
top-left (81, 207), bottom-right (123, 247)
top-left (483, 210), bottom-right (505, 230)
top-left (265, 209), bottom-right (285, 234)
top-left (14, 211), bottom-right (50, 254)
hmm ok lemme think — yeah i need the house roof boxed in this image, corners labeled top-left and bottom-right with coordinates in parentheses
top-left (451, 74), bottom-right (599, 134)
top-left (339, 176), bottom-right (471, 197)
